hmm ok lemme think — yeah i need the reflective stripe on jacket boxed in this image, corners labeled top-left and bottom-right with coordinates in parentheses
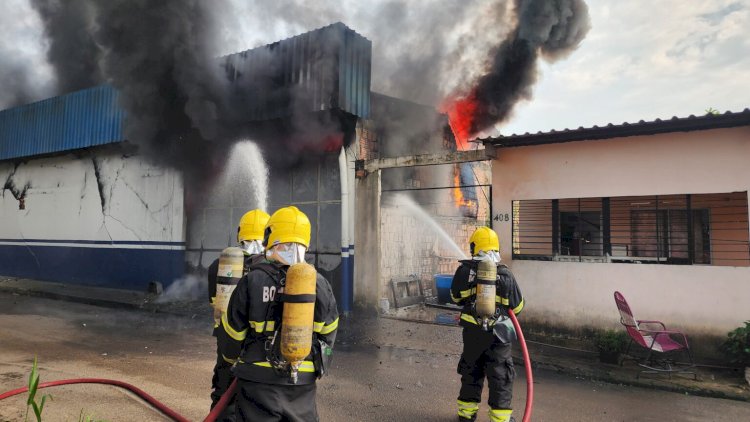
top-left (217, 260), bottom-right (339, 385)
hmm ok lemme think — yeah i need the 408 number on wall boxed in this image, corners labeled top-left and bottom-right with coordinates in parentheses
top-left (493, 213), bottom-right (510, 222)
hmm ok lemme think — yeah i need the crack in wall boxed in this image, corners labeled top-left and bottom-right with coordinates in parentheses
top-left (23, 244), bottom-right (42, 274)
top-left (106, 214), bottom-right (144, 242)
top-left (154, 196), bottom-right (174, 214)
top-left (79, 167), bottom-right (88, 216)
top-left (99, 219), bottom-right (114, 243)
top-left (91, 156), bottom-right (107, 214)
top-left (107, 163), bottom-right (125, 209)
top-left (2, 163), bottom-right (29, 202)
top-left (90, 154), bottom-right (170, 243)
top-left (122, 178), bottom-right (150, 211)
top-left (122, 178), bottom-right (173, 230)
top-left (2, 163), bottom-right (20, 196)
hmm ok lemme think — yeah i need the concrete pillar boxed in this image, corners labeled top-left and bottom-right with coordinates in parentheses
top-left (354, 168), bottom-right (381, 313)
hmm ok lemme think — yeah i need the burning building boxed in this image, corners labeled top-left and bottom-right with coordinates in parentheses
top-left (0, 22), bottom-right (490, 314)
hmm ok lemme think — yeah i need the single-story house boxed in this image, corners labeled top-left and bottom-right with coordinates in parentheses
top-left (482, 110), bottom-right (750, 349)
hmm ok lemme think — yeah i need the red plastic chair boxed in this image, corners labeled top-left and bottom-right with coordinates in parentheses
top-left (613, 291), bottom-right (696, 379)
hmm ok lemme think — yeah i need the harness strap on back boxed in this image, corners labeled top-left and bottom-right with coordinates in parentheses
top-left (277, 293), bottom-right (315, 303)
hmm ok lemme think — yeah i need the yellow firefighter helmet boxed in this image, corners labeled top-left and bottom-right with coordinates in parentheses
top-left (264, 206), bottom-right (311, 248)
top-left (469, 226), bottom-right (500, 256)
top-left (237, 209), bottom-right (270, 243)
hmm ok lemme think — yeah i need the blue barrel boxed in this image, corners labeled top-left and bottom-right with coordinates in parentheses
top-left (434, 274), bottom-right (453, 304)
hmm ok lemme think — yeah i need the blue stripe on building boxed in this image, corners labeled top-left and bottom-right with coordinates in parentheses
top-left (0, 238), bottom-right (184, 246)
top-left (0, 244), bottom-right (184, 291)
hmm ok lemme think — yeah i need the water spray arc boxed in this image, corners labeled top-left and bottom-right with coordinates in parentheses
top-left (218, 140), bottom-right (269, 212)
top-left (391, 193), bottom-right (468, 260)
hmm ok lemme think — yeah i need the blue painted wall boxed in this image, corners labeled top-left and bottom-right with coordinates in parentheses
top-left (0, 241), bottom-right (184, 291)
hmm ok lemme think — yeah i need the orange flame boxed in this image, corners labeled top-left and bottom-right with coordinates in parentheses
top-left (440, 91), bottom-right (478, 151)
top-left (451, 168), bottom-right (477, 216)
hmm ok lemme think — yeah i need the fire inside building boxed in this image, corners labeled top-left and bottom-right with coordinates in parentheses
top-left (0, 23), bottom-right (489, 314)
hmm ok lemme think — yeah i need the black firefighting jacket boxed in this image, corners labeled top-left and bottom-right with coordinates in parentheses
top-left (208, 253), bottom-right (264, 335)
top-left (450, 259), bottom-right (524, 328)
top-left (217, 260), bottom-right (339, 385)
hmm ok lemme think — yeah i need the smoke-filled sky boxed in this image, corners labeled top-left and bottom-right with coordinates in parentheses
top-left (1, 0), bottom-right (748, 138)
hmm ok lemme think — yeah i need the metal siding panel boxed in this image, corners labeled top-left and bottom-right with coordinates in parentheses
top-left (225, 23), bottom-right (371, 121)
top-left (0, 85), bottom-right (124, 161)
top-left (1, 25), bottom-right (371, 162)
top-left (344, 28), bottom-right (353, 113)
top-left (352, 33), bottom-right (361, 117)
top-left (365, 39), bottom-right (372, 117)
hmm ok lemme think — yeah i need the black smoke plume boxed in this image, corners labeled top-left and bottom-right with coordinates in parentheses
top-left (12, 0), bottom-right (589, 170)
top-left (90, 0), bottom-right (228, 177)
top-left (29, 0), bottom-right (101, 94)
top-left (468, 0), bottom-right (591, 134)
top-left (24, 1), bottom-right (355, 183)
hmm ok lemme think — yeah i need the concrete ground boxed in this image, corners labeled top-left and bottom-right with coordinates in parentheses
top-left (1, 288), bottom-right (749, 421)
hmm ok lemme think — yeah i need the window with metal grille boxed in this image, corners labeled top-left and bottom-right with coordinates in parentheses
top-left (512, 192), bottom-right (749, 266)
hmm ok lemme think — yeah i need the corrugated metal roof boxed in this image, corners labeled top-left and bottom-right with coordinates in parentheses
top-left (224, 22), bottom-right (371, 120)
top-left (480, 108), bottom-right (750, 148)
top-left (0, 85), bottom-right (124, 161)
top-left (1, 23), bottom-right (371, 161)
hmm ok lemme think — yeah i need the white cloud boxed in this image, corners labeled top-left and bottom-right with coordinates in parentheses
top-left (500, 0), bottom-right (750, 135)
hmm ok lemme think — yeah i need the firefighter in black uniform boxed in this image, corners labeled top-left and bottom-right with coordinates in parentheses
top-left (207, 209), bottom-right (270, 420)
top-left (219, 206), bottom-right (339, 422)
top-left (451, 227), bottom-right (524, 422)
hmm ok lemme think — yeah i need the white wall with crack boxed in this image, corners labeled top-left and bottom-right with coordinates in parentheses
top-left (0, 146), bottom-right (185, 290)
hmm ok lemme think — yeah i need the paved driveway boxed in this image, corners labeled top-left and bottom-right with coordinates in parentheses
top-left (1, 293), bottom-right (748, 421)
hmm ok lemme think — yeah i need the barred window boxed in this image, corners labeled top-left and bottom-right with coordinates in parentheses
top-left (512, 192), bottom-right (749, 266)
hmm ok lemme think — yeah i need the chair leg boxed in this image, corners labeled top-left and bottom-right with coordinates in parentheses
top-left (684, 347), bottom-right (697, 380)
top-left (636, 350), bottom-right (698, 380)
top-left (621, 339), bottom-right (635, 366)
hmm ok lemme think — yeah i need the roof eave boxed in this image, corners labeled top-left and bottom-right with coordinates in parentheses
top-left (482, 109), bottom-right (750, 148)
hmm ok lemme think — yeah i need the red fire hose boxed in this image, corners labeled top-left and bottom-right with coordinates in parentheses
top-left (0, 377), bottom-right (238, 422)
top-left (0, 378), bottom-right (190, 421)
top-left (202, 379), bottom-right (238, 422)
top-left (508, 308), bottom-right (534, 422)
top-left (2, 318), bottom-right (532, 421)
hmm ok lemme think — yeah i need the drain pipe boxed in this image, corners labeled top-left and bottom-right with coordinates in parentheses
top-left (339, 147), bottom-right (352, 314)
top-left (346, 143), bottom-right (356, 313)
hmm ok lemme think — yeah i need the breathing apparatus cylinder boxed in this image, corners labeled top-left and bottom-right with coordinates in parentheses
top-left (475, 259), bottom-right (497, 331)
top-left (280, 262), bottom-right (317, 383)
top-left (214, 247), bottom-right (245, 326)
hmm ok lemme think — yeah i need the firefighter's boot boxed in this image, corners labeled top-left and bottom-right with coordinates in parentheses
top-left (489, 408), bottom-right (515, 422)
top-left (457, 400), bottom-right (479, 421)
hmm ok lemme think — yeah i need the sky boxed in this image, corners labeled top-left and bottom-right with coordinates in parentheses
top-left (1, 0), bottom-right (748, 137)
top-left (498, 1), bottom-right (750, 136)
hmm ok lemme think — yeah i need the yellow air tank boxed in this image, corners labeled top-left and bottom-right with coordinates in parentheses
top-left (475, 259), bottom-right (497, 330)
top-left (281, 262), bottom-right (317, 383)
top-left (214, 247), bottom-right (245, 326)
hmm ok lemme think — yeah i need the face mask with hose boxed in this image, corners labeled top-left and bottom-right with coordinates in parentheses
top-left (240, 240), bottom-right (264, 255)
